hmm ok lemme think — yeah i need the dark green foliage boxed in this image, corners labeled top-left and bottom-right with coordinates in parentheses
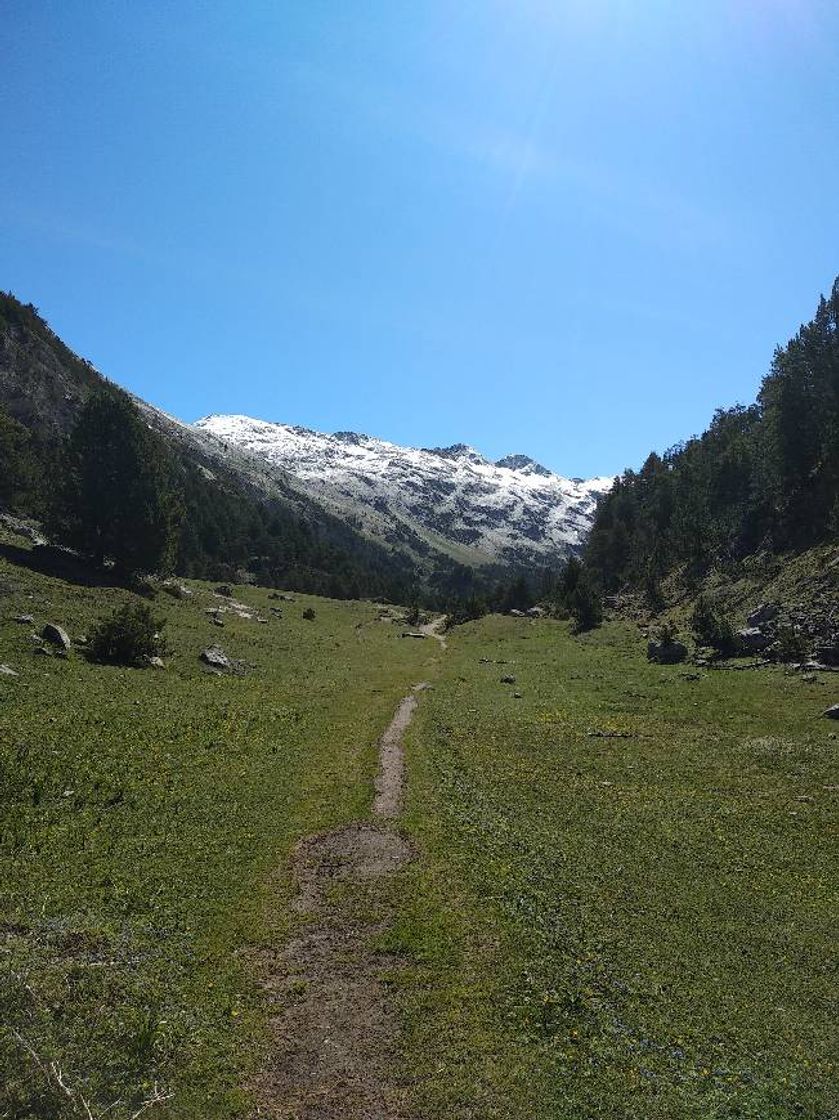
top-left (88, 601), bottom-right (167, 666)
top-left (586, 278), bottom-right (839, 594)
top-left (772, 622), bottom-right (809, 664)
top-left (0, 406), bottom-right (38, 511)
top-left (569, 567), bottom-right (602, 633)
top-left (302, 607), bottom-right (316, 620)
top-left (54, 389), bottom-right (183, 575)
top-left (690, 595), bottom-right (737, 657)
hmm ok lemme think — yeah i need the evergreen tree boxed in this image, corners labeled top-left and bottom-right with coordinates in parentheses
top-left (54, 389), bottom-right (182, 575)
top-left (0, 407), bottom-right (38, 512)
top-left (569, 567), bottom-right (603, 633)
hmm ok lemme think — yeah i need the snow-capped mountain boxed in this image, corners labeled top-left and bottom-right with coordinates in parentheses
top-left (193, 414), bottom-right (613, 568)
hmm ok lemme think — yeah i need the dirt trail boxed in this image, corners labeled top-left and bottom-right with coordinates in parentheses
top-left (250, 628), bottom-right (446, 1119)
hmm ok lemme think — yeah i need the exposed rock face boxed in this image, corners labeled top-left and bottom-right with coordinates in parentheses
top-left (747, 603), bottom-right (780, 628)
top-left (647, 639), bottom-right (688, 664)
top-left (822, 704), bottom-right (839, 720)
top-left (194, 415), bottom-right (613, 568)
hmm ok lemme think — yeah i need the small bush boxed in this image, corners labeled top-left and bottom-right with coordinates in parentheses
top-left (570, 569), bottom-right (602, 634)
top-left (773, 623), bottom-right (809, 663)
top-left (690, 596), bottom-right (738, 657)
top-left (89, 602), bottom-right (167, 666)
top-left (302, 607), bottom-right (316, 621)
top-left (654, 619), bottom-right (679, 646)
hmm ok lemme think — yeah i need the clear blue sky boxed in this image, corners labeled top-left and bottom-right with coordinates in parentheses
top-left (2, 1), bottom-right (838, 478)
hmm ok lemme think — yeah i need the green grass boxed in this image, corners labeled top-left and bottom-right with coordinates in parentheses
top-left (0, 539), bottom-right (433, 1118)
top-left (394, 615), bottom-right (838, 1119)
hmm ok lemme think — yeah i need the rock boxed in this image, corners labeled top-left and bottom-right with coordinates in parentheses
top-left (737, 627), bottom-right (772, 653)
top-left (526, 606), bottom-right (546, 618)
top-left (161, 581), bottom-right (191, 599)
top-left (501, 674), bottom-right (517, 684)
top-left (509, 609), bottom-right (525, 617)
top-left (33, 646), bottom-right (52, 657)
top-left (513, 691), bottom-right (523, 699)
top-left (41, 624), bottom-right (71, 651)
top-left (747, 603), bottom-right (779, 628)
top-left (11, 614), bottom-right (35, 624)
top-left (211, 615), bottom-right (225, 628)
top-left (0, 664), bottom-right (19, 676)
top-left (401, 631), bottom-right (426, 639)
top-left (200, 645), bottom-right (231, 671)
top-left (146, 656), bottom-right (165, 669)
top-left (647, 639), bottom-right (688, 665)
top-left (812, 641), bottom-right (839, 667)
top-left (822, 704), bottom-right (839, 720)
top-left (214, 585), bottom-right (233, 597)
top-left (257, 617), bottom-right (269, 624)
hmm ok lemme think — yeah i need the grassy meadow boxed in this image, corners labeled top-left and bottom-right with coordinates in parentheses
top-left (2, 530), bottom-right (837, 1119)
top-left (0, 535), bottom-right (433, 1118)
top-left (395, 615), bottom-right (838, 1120)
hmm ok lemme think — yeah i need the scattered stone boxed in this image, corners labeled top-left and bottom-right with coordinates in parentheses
top-left (737, 627), bottom-right (772, 653)
top-left (201, 645), bottom-right (231, 671)
top-left (747, 602), bottom-right (779, 628)
top-left (501, 674), bottom-right (517, 684)
top-left (270, 607), bottom-right (283, 616)
top-left (401, 631), bottom-right (425, 639)
top-left (41, 624), bottom-right (71, 651)
top-left (33, 647), bottom-right (52, 657)
top-left (146, 656), bottom-right (165, 669)
top-left (257, 617), bottom-right (269, 624)
top-left (513, 691), bottom-right (523, 699)
top-left (509, 609), bottom-right (525, 617)
top-left (214, 585), bottom-right (233, 597)
top-left (526, 606), bottom-right (546, 618)
top-left (0, 664), bottom-right (19, 676)
top-left (679, 672), bottom-right (703, 681)
top-left (161, 581), bottom-right (192, 599)
top-left (11, 614), bottom-right (35, 625)
top-left (647, 639), bottom-right (688, 665)
top-left (75, 635), bottom-right (88, 645)
top-left (822, 704), bottom-right (839, 720)
top-left (210, 614), bottom-right (225, 628)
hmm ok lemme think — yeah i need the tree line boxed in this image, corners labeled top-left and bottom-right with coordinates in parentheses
top-left (585, 278), bottom-right (839, 598)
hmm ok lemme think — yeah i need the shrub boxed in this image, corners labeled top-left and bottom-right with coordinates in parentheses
top-left (690, 595), bottom-right (738, 657)
top-left (89, 602), bottom-right (167, 666)
top-left (302, 607), bottom-right (316, 621)
top-left (654, 619), bottom-right (679, 646)
top-left (773, 623), bottom-right (809, 663)
top-left (570, 568), bottom-right (603, 633)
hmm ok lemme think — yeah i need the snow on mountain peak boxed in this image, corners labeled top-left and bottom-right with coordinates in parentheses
top-left (193, 414), bottom-right (613, 566)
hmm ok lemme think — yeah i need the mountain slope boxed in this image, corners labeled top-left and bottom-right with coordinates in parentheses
top-left (195, 414), bottom-right (612, 569)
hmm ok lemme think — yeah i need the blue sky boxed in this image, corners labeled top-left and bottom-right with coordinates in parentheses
top-left (2, 1), bottom-right (838, 477)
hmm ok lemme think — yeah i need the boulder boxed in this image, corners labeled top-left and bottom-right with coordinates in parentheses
top-left (823, 704), bottom-right (839, 720)
top-left (146, 656), bottom-right (166, 669)
top-left (747, 603), bottom-right (779, 628)
top-left (0, 664), bottom-right (19, 676)
top-left (526, 606), bottom-right (546, 618)
top-left (401, 631), bottom-right (426, 639)
top-left (41, 624), bottom-right (71, 651)
top-left (214, 585), bottom-right (233, 598)
top-left (200, 645), bottom-right (231, 671)
top-left (647, 639), bottom-right (688, 665)
top-left (509, 609), bottom-right (525, 617)
top-left (812, 641), bottom-right (839, 667)
top-left (737, 627), bottom-right (772, 653)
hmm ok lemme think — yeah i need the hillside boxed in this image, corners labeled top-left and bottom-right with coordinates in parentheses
top-left (194, 414), bottom-right (612, 570)
top-left (586, 278), bottom-right (839, 625)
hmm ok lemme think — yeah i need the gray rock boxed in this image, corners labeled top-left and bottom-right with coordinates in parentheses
top-left (647, 639), bottom-right (688, 665)
top-left (747, 603), bottom-right (779, 628)
top-left (526, 606), bottom-right (546, 618)
top-left (200, 645), bottom-right (231, 670)
top-left (501, 674), bottom-right (517, 684)
top-left (0, 664), bottom-right (19, 676)
top-left (11, 614), bottom-right (35, 624)
top-left (146, 656), bottom-right (165, 669)
top-left (41, 624), bottom-right (71, 651)
top-left (401, 631), bottom-right (426, 639)
top-left (823, 704), bottom-right (839, 720)
top-left (737, 627), bottom-right (772, 653)
top-left (161, 581), bottom-right (192, 599)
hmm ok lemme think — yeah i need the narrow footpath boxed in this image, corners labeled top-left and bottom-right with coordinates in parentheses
top-left (250, 617), bottom-right (447, 1119)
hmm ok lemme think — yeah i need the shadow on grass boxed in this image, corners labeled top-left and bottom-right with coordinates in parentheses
top-left (0, 542), bottom-right (145, 593)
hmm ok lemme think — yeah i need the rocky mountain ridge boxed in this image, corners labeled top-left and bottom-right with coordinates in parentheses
top-left (194, 414), bottom-right (613, 568)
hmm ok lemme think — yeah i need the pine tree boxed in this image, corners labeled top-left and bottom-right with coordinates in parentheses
top-left (54, 389), bottom-right (182, 575)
